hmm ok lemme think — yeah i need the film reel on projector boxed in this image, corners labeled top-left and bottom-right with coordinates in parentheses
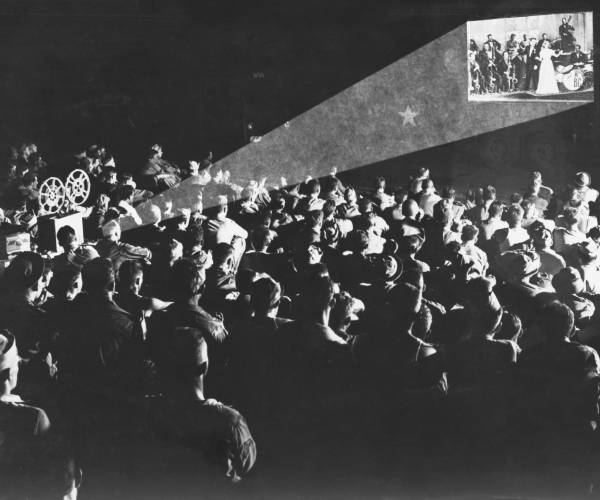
top-left (39, 177), bottom-right (66, 215)
top-left (65, 169), bottom-right (91, 207)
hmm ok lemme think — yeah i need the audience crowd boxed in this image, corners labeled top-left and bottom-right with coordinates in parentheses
top-left (2, 142), bottom-right (600, 498)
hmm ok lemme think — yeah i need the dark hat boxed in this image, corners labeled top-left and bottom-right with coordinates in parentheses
top-left (498, 250), bottom-right (540, 279)
top-left (574, 172), bottom-right (591, 188)
top-left (5, 251), bottom-right (45, 288)
top-left (552, 266), bottom-right (584, 295)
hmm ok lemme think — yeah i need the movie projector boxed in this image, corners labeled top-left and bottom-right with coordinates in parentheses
top-left (37, 169), bottom-right (91, 253)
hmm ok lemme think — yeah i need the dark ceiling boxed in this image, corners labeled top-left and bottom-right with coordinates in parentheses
top-left (0, 0), bottom-right (596, 170)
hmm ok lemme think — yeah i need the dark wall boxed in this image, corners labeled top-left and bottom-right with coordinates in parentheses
top-left (0, 0), bottom-right (596, 173)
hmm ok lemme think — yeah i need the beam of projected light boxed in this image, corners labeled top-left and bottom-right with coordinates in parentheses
top-left (129, 22), bottom-right (590, 228)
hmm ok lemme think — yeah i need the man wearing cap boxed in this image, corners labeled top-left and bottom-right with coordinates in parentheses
top-left (96, 219), bottom-right (152, 273)
top-left (572, 172), bottom-right (599, 205)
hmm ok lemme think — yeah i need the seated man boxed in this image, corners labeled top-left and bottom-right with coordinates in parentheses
top-left (148, 327), bottom-right (256, 483)
top-left (459, 224), bottom-right (488, 276)
top-left (0, 330), bottom-right (82, 500)
top-left (553, 207), bottom-right (586, 264)
top-left (155, 258), bottom-right (228, 350)
top-left (519, 302), bottom-right (600, 433)
top-left (96, 219), bottom-right (152, 274)
top-left (492, 204), bottom-right (530, 254)
top-left (0, 252), bottom-right (56, 394)
top-left (239, 226), bottom-right (280, 276)
top-left (203, 196), bottom-right (247, 266)
top-left (140, 144), bottom-right (182, 191)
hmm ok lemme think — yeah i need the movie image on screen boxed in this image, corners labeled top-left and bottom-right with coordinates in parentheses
top-left (468, 12), bottom-right (594, 101)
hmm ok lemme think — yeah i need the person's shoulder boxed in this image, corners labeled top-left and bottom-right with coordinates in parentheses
top-left (1, 399), bottom-right (51, 435)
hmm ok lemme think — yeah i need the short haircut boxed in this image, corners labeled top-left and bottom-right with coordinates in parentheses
top-left (82, 258), bottom-right (115, 294)
top-left (118, 260), bottom-right (143, 290)
top-left (251, 226), bottom-right (273, 250)
top-left (184, 223), bottom-right (204, 251)
top-left (488, 201), bottom-right (504, 218)
top-left (212, 243), bottom-right (234, 267)
top-left (510, 192), bottom-right (523, 204)
top-left (483, 185), bottom-right (496, 201)
top-left (538, 302), bottom-right (575, 340)
top-left (506, 204), bottom-right (524, 223)
top-left (441, 187), bottom-right (456, 199)
top-left (322, 199), bottom-right (336, 218)
top-left (351, 230), bottom-right (370, 253)
top-left (250, 276), bottom-right (282, 314)
top-left (401, 234), bottom-right (424, 254)
top-left (304, 276), bottom-right (335, 314)
top-left (461, 224), bottom-right (479, 242)
top-left (307, 179), bottom-right (320, 195)
top-left (57, 225), bottom-right (76, 248)
top-left (170, 258), bottom-right (205, 297)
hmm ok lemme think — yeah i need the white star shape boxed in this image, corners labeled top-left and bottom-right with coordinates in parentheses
top-left (399, 105), bottom-right (419, 126)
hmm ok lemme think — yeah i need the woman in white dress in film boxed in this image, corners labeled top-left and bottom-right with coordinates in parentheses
top-left (536, 40), bottom-right (562, 94)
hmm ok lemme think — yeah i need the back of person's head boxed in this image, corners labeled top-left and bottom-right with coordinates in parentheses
top-left (48, 264), bottom-right (82, 299)
top-left (212, 242), bottom-right (235, 269)
top-left (461, 224), bottom-right (479, 243)
top-left (552, 266), bottom-right (584, 295)
top-left (495, 310), bottom-right (523, 343)
top-left (205, 196), bottom-right (228, 219)
top-left (510, 192), bottom-right (523, 205)
top-left (482, 185), bottom-right (496, 202)
top-left (351, 229), bottom-right (370, 254)
top-left (400, 234), bottom-right (424, 256)
top-left (506, 204), bottom-right (524, 227)
top-left (57, 225), bottom-right (77, 250)
top-left (322, 199), bottom-right (336, 219)
top-left (118, 260), bottom-right (143, 293)
top-left (388, 281), bottom-right (422, 325)
top-left (161, 327), bottom-right (208, 386)
top-left (307, 178), bottom-right (320, 196)
top-left (433, 201), bottom-right (452, 225)
top-left (113, 184), bottom-right (135, 204)
top-left (251, 226), bottom-right (273, 251)
top-left (402, 199), bottom-right (420, 219)
top-left (250, 276), bottom-right (282, 316)
top-left (488, 200), bottom-right (504, 219)
top-left (170, 258), bottom-right (205, 297)
top-left (184, 223), bottom-right (204, 252)
top-left (472, 303), bottom-right (503, 338)
top-left (441, 186), bottom-right (456, 200)
top-left (5, 251), bottom-right (45, 292)
top-left (82, 258), bottom-right (115, 295)
top-left (375, 176), bottom-right (386, 188)
top-left (304, 276), bottom-right (335, 316)
top-left (538, 301), bottom-right (575, 341)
